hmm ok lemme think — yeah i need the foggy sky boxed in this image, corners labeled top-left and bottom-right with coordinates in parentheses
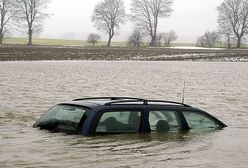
top-left (41, 0), bottom-right (224, 43)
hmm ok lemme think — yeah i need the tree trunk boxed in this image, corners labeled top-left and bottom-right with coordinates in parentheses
top-left (227, 34), bottom-right (231, 48)
top-left (0, 30), bottom-right (3, 45)
top-left (0, 15), bottom-right (3, 45)
top-left (0, 36), bottom-right (2, 45)
top-left (164, 40), bottom-right (169, 47)
top-left (107, 34), bottom-right (112, 47)
top-left (236, 37), bottom-right (241, 48)
top-left (149, 36), bottom-right (157, 46)
top-left (28, 27), bottom-right (33, 45)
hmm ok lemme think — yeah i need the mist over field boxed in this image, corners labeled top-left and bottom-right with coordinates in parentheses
top-left (15, 0), bottom-right (223, 43)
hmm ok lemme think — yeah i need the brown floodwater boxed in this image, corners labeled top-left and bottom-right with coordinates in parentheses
top-left (0, 61), bottom-right (248, 168)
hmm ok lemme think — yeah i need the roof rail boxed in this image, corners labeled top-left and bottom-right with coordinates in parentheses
top-left (105, 99), bottom-right (191, 107)
top-left (145, 100), bottom-right (191, 107)
top-left (72, 97), bottom-right (144, 101)
top-left (72, 97), bottom-right (191, 107)
top-left (104, 99), bottom-right (146, 105)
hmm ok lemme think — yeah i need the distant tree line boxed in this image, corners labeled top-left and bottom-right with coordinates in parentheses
top-left (1, 0), bottom-right (248, 48)
top-left (91, 0), bottom-right (248, 48)
top-left (130, 0), bottom-right (173, 47)
top-left (0, 0), bottom-right (50, 45)
top-left (91, 0), bottom-right (176, 47)
top-left (197, 0), bottom-right (248, 48)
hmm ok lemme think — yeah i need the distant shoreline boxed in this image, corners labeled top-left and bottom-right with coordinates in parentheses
top-left (0, 45), bottom-right (248, 62)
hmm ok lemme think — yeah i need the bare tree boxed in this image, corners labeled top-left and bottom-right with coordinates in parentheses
top-left (163, 30), bottom-right (177, 47)
top-left (92, 0), bottom-right (126, 47)
top-left (217, 0), bottom-right (248, 48)
top-left (0, 0), bottom-right (14, 45)
top-left (156, 33), bottom-right (164, 46)
top-left (197, 31), bottom-right (219, 48)
top-left (14, 0), bottom-right (50, 45)
top-left (220, 29), bottom-right (236, 48)
top-left (130, 0), bottom-right (173, 47)
top-left (87, 33), bottom-right (101, 46)
top-left (218, 16), bottom-right (234, 48)
top-left (128, 28), bottom-right (145, 47)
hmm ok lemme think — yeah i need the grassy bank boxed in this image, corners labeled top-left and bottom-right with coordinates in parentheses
top-left (4, 37), bottom-right (94, 46)
top-left (3, 37), bottom-right (197, 47)
top-left (3, 37), bottom-right (129, 47)
top-left (3, 37), bottom-right (248, 48)
top-left (4, 37), bottom-right (86, 46)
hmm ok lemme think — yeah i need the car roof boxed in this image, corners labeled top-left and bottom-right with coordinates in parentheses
top-left (59, 97), bottom-right (192, 109)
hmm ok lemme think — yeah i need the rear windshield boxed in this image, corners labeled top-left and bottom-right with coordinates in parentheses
top-left (35, 104), bottom-right (87, 133)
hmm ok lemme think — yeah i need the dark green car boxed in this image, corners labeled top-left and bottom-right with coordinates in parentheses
top-left (34, 97), bottom-right (227, 136)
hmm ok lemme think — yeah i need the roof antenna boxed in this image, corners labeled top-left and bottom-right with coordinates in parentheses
top-left (182, 81), bottom-right (186, 104)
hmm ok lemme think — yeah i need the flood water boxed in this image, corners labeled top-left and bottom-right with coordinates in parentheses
top-left (0, 61), bottom-right (248, 168)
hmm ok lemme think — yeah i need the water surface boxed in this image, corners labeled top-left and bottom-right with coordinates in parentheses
top-left (0, 61), bottom-right (248, 168)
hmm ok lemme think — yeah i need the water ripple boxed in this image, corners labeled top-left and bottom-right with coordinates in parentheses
top-left (0, 61), bottom-right (248, 168)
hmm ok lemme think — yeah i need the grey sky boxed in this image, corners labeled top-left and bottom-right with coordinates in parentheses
top-left (41, 0), bottom-right (223, 42)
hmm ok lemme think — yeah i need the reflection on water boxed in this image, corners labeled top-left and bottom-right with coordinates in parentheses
top-left (0, 61), bottom-right (248, 168)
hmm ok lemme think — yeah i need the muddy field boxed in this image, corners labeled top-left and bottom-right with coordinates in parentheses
top-left (0, 45), bottom-right (248, 61)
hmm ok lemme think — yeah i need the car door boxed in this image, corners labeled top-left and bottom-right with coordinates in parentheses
top-left (147, 106), bottom-right (183, 133)
top-left (92, 107), bottom-right (145, 135)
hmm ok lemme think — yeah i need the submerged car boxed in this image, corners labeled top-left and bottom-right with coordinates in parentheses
top-left (34, 97), bottom-right (227, 136)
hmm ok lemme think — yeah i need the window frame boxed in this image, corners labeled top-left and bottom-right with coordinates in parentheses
top-left (147, 107), bottom-right (183, 132)
top-left (91, 107), bottom-right (145, 135)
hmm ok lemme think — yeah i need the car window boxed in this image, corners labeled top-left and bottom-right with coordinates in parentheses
top-left (182, 111), bottom-right (218, 129)
top-left (95, 111), bottom-right (141, 133)
top-left (37, 104), bottom-right (86, 131)
top-left (149, 110), bottom-right (180, 133)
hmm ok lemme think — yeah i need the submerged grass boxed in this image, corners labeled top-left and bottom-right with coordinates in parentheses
top-left (3, 37), bottom-right (197, 47)
top-left (4, 37), bottom-right (86, 46)
top-left (3, 37), bottom-right (128, 47)
top-left (3, 37), bottom-right (248, 48)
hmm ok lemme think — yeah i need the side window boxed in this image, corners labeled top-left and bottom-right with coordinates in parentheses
top-left (182, 111), bottom-right (218, 129)
top-left (96, 111), bottom-right (141, 133)
top-left (149, 110), bottom-right (180, 133)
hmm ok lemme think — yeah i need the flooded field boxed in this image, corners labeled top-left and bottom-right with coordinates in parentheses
top-left (0, 61), bottom-right (248, 168)
top-left (1, 45), bottom-right (248, 61)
